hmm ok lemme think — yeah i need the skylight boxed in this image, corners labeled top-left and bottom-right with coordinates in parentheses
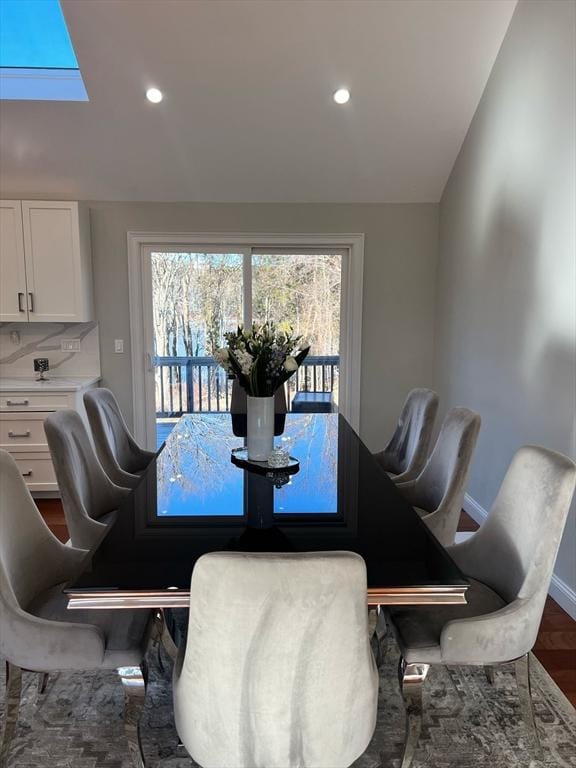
top-left (0, 0), bottom-right (88, 101)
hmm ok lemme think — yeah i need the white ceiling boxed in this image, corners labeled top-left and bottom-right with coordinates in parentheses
top-left (0, 0), bottom-right (517, 203)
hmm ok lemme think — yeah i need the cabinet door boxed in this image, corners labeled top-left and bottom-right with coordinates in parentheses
top-left (21, 201), bottom-right (91, 322)
top-left (0, 201), bottom-right (28, 321)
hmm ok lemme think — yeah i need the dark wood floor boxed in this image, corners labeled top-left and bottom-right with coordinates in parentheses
top-left (36, 500), bottom-right (576, 707)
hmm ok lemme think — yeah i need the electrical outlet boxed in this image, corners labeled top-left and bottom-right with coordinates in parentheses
top-left (9, 330), bottom-right (20, 345)
top-left (114, 339), bottom-right (124, 354)
top-left (61, 338), bottom-right (81, 352)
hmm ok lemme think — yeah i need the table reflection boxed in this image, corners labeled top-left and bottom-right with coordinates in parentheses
top-left (155, 413), bottom-right (340, 520)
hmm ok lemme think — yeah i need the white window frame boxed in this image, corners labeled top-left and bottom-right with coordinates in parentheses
top-left (127, 232), bottom-right (364, 449)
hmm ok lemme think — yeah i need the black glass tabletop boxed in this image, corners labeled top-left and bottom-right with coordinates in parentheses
top-left (66, 413), bottom-right (468, 608)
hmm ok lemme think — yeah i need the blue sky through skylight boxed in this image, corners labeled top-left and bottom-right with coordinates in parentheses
top-left (0, 0), bottom-right (78, 69)
top-left (0, 0), bottom-right (87, 100)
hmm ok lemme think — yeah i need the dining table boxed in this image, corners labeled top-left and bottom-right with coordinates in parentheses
top-left (65, 412), bottom-right (469, 610)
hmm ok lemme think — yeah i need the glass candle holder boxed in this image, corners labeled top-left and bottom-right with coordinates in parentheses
top-left (268, 446), bottom-right (291, 468)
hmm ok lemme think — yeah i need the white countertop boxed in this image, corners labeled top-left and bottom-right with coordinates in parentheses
top-left (0, 376), bottom-right (101, 392)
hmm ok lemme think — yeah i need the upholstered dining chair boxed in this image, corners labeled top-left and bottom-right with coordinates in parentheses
top-left (385, 445), bottom-right (576, 768)
top-left (373, 388), bottom-right (439, 483)
top-left (396, 407), bottom-right (481, 547)
top-left (44, 409), bottom-right (130, 549)
top-left (0, 449), bottom-right (156, 768)
top-left (173, 551), bottom-right (379, 768)
top-left (84, 387), bottom-right (156, 489)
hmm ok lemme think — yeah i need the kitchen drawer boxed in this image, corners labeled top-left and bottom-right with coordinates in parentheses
top-left (0, 391), bottom-right (72, 411)
top-left (0, 412), bottom-right (49, 448)
top-left (10, 451), bottom-right (57, 491)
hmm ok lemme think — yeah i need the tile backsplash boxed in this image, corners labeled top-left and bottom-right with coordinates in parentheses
top-left (0, 322), bottom-right (100, 378)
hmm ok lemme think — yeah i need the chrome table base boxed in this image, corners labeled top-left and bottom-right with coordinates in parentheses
top-left (118, 663), bottom-right (148, 768)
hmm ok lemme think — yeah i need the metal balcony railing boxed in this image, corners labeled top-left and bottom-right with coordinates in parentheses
top-left (154, 355), bottom-right (339, 417)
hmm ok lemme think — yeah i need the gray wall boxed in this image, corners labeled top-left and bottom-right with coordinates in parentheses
top-left (435, 0), bottom-right (576, 598)
top-left (88, 202), bottom-right (438, 451)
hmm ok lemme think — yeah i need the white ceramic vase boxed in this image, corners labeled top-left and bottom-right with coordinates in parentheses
top-left (246, 395), bottom-right (274, 461)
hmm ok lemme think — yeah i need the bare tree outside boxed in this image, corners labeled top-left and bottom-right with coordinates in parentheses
top-left (252, 253), bottom-right (341, 356)
top-left (152, 252), bottom-right (243, 358)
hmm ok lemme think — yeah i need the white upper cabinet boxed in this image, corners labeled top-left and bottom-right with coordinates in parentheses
top-left (0, 201), bottom-right (28, 321)
top-left (0, 200), bottom-right (93, 323)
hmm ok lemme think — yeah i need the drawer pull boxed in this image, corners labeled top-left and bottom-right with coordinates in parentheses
top-left (18, 292), bottom-right (25, 313)
top-left (6, 399), bottom-right (29, 407)
top-left (21, 470), bottom-right (33, 477)
top-left (8, 430), bottom-right (31, 438)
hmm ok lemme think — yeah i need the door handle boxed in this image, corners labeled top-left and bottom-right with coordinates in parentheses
top-left (146, 352), bottom-right (154, 373)
top-left (21, 470), bottom-right (33, 477)
top-left (6, 399), bottom-right (29, 406)
top-left (17, 292), bottom-right (25, 312)
top-left (28, 292), bottom-right (34, 312)
top-left (8, 430), bottom-right (31, 438)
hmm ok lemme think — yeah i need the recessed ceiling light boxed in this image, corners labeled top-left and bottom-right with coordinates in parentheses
top-left (146, 87), bottom-right (163, 104)
top-left (333, 88), bottom-right (350, 105)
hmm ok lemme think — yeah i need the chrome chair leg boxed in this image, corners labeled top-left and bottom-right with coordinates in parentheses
top-left (484, 665), bottom-right (495, 685)
top-left (118, 662), bottom-right (148, 768)
top-left (37, 671), bottom-right (49, 695)
top-left (515, 654), bottom-right (541, 755)
top-left (368, 606), bottom-right (378, 637)
top-left (150, 609), bottom-right (179, 674)
top-left (158, 608), bottom-right (179, 661)
top-left (370, 606), bottom-right (389, 667)
top-left (0, 662), bottom-right (23, 768)
top-left (398, 657), bottom-right (429, 768)
top-left (151, 610), bottom-right (166, 674)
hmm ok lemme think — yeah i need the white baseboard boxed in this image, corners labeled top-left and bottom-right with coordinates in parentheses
top-left (549, 575), bottom-right (576, 621)
top-left (463, 492), bottom-right (489, 523)
top-left (463, 493), bottom-right (576, 621)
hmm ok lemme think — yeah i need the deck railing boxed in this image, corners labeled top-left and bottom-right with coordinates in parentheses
top-left (154, 354), bottom-right (339, 417)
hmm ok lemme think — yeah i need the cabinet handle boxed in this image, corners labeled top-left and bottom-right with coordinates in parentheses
top-left (28, 292), bottom-right (34, 313)
top-left (6, 399), bottom-right (29, 406)
top-left (21, 470), bottom-right (33, 477)
top-left (17, 292), bottom-right (25, 312)
top-left (8, 430), bottom-right (31, 438)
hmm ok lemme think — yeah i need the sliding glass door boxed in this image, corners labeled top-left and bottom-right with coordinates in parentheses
top-left (137, 240), bottom-right (353, 449)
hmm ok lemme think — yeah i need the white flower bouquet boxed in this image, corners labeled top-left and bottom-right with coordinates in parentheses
top-left (213, 322), bottom-right (310, 397)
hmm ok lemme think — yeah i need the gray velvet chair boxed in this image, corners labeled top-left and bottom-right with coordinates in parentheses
top-left (385, 445), bottom-right (576, 768)
top-left (84, 388), bottom-right (156, 489)
top-left (396, 407), bottom-right (481, 547)
top-left (373, 388), bottom-right (439, 483)
top-left (44, 409), bottom-right (130, 549)
top-left (173, 551), bottom-right (379, 768)
top-left (0, 449), bottom-right (156, 768)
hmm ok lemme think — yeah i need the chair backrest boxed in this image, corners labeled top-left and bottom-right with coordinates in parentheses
top-left (84, 387), bottom-right (147, 477)
top-left (377, 388), bottom-right (438, 478)
top-left (173, 551), bottom-right (378, 768)
top-left (0, 449), bottom-right (70, 614)
top-left (44, 410), bottom-right (126, 548)
top-left (408, 406), bottom-right (481, 546)
top-left (456, 445), bottom-right (576, 606)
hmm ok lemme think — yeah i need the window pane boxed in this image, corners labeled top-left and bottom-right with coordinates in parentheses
top-left (251, 253), bottom-right (341, 406)
top-left (251, 253), bottom-right (341, 354)
top-left (151, 252), bottom-right (243, 420)
top-left (151, 252), bottom-right (243, 357)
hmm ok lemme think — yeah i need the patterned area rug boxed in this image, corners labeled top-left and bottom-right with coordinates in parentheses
top-left (2, 634), bottom-right (575, 768)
